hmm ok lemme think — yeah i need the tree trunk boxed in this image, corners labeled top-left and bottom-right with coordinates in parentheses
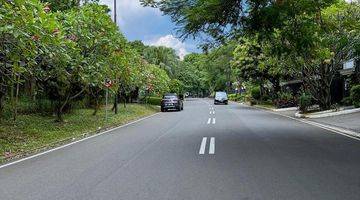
top-left (92, 98), bottom-right (99, 116)
top-left (113, 91), bottom-right (118, 114)
top-left (56, 107), bottom-right (64, 122)
top-left (0, 92), bottom-right (4, 119)
top-left (55, 96), bottom-right (69, 122)
top-left (123, 96), bottom-right (126, 108)
top-left (271, 76), bottom-right (281, 97)
top-left (13, 78), bottom-right (20, 121)
top-left (55, 101), bottom-right (64, 122)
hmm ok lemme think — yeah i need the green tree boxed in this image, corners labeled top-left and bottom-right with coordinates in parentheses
top-left (41, 0), bottom-right (81, 11)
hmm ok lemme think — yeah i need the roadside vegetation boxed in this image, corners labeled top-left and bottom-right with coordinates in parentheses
top-left (0, 104), bottom-right (157, 162)
top-left (0, 0), bottom-right (184, 160)
top-left (142, 0), bottom-right (360, 113)
top-left (2, 0), bottom-right (360, 160)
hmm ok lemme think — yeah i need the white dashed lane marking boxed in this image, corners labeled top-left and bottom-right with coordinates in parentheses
top-left (209, 137), bottom-right (215, 154)
top-left (198, 137), bottom-right (216, 155)
top-left (199, 137), bottom-right (207, 155)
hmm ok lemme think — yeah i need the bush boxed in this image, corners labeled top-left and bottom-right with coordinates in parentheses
top-left (228, 94), bottom-right (236, 101)
top-left (274, 91), bottom-right (297, 108)
top-left (350, 85), bottom-right (360, 108)
top-left (299, 93), bottom-right (312, 113)
top-left (147, 97), bottom-right (162, 106)
top-left (228, 94), bottom-right (243, 102)
top-left (341, 96), bottom-right (353, 106)
top-left (251, 87), bottom-right (261, 101)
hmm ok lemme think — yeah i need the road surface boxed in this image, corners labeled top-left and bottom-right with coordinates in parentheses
top-left (1, 99), bottom-right (360, 200)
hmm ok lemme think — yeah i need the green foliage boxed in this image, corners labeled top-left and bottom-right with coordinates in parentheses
top-left (299, 93), bottom-right (313, 113)
top-left (228, 93), bottom-right (243, 102)
top-left (144, 0), bottom-right (360, 111)
top-left (141, 0), bottom-right (337, 43)
top-left (41, 0), bottom-right (80, 11)
top-left (350, 85), bottom-right (360, 108)
top-left (0, 104), bottom-right (157, 162)
top-left (251, 87), bottom-right (261, 101)
top-left (341, 96), bottom-right (353, 106)
top-left (0, 0), bottom-right (174, 121)
top-left (169, 79), bottom-right (184, 94)
top-left (274, 91), bottom-right (297, 108)
top-left (147, 97), bottom-right (162, 106)
top-left (145, 64), bottom-right (170, 96)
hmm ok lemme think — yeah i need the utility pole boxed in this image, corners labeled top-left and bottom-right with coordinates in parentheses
top-left (114, 0), bottom-right (117, 25)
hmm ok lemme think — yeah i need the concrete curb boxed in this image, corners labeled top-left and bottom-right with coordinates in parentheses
top-left (233, 101), bottom-right (360, 141)
top-left (272, 107), bottom-right (298, 112)
top-left (236, 101), bottom-right (298, 112)
top-left (295, 108), bottom-right (360, 119)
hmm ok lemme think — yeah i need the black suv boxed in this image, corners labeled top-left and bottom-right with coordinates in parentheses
top-left (161, 93), bottom-right (184, 112)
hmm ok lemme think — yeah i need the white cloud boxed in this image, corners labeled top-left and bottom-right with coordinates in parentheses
top-left (99, 0), bottom-right (161, 27)
top-left (146, 35), bottom-right (190, 60)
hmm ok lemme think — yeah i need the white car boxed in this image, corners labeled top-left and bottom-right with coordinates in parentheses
top-left (214, 92), bottom-right (228, 105)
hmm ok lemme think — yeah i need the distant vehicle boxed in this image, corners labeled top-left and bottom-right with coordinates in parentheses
top-left (214, 91), bottom-right (228, 105)
top-left (161, 93), bottom-right (184, 112)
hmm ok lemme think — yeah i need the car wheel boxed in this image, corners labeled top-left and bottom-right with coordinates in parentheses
top-left (161, 107), bottom-right (165, 112)
top-left (181, 106), bottom-right (184, 110)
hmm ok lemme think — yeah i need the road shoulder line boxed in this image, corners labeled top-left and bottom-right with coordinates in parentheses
top-left (0, 112), bottom-right (161, 170)
top-left (231, 101), bottom-right (360, 142)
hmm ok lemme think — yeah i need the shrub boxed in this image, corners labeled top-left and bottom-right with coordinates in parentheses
top-left (299, 93), bottom-right (312, 113)
top-left (228, 94), bottom-right (242, 101)
top-left (274, 91), bottom-right (297, 108)
top-left (341, 96), bottom-right (353, 106)
top-left (251, 86), bottom-right (261, 101)
top-left (147, 97), bottom-right (162, 106)
top-left (350, 85), bottom-right (360, 108)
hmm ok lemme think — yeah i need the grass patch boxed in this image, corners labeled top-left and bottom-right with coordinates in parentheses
top-left (0, 104), bottom-right (158, 163)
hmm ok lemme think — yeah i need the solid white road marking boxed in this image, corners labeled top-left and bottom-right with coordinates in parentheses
top-left (234, 101), bottom-right (360, 142)
top-left (207, 118), bottom-right (211, 124)
top-left (199, 137), bottom-right (207, 155)
top-left (212, 118), bottom-right (216, 124)
top-left (209, 137), bottom-right (215, 154)
top-left (0, 112), bottom-right (161, 170)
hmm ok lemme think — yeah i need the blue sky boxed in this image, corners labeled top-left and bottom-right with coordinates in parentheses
top-left (99, 0), bottom-right (202, 58)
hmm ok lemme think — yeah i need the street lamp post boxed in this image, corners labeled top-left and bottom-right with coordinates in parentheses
top-left (114, 0), bottom-right (117, 24)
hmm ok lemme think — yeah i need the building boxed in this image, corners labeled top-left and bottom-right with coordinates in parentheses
top-left (339, 58), bottom-right (360, 98)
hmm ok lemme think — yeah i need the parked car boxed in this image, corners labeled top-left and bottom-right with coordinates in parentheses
top-left (161, 93), bottom-right (184, 112)
top-left (214, 91), bottom-right (228, 105)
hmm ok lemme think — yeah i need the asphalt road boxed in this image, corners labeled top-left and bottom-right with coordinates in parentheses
top-left (1, 98), bottom-right (360, 200)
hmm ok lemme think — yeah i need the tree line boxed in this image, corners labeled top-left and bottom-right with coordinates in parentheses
top-left (0, 0), bottom-right (185, 122)
top-left (142, 0), bottom-right (360, 111)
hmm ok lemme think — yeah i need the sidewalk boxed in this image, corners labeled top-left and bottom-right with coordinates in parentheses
top-left (247, 103), bottom-right (360, 138)
top-left (309, 112), bottom-right (360, 133)
top-left (269, 107), bottom-right (360, 134)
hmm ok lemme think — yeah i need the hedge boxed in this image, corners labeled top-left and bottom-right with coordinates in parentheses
top-left (147, 97), bottom-right (162, 106)
top-left (350, 85), bottom-right (360, 108)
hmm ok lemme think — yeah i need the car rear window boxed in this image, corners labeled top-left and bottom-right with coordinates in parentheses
top-left (215, 92), bottom-right (227, 98)
top-left (164, 96), bottom-right (177, 99)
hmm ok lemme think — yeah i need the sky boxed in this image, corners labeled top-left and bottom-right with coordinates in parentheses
top-left (99, 0), bottom-right (202, 59)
